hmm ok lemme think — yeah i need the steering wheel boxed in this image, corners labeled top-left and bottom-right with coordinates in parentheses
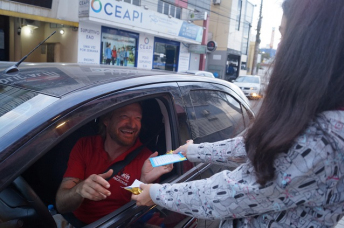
top-left (12, 176), bottom-right (57, 228)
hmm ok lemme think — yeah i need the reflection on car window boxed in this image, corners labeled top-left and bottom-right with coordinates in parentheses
top-left (175, 103), bottom-right (194, 173)
top-left (187, 90), bottom-right (245, 143)
top-left (236, 76), bottom-right (259, 83)
top-left (0, 85), bottom-right (58, 139)
top-left (242, 106), bottom-right (254, 127)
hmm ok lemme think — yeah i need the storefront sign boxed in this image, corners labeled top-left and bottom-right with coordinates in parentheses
top-left (188, 44), bottom-right (207, 54)
top-left (77, 22), bottom-right (101, 64)
top-left (178, 44), bottom-right (190, 72)
top-left (79, 0), bottom-right (90, 17)
top-left (188, 11), bottom-right (208, 21)
top-left (85, 0), bottom-right (203, 42)
top-left (137, 34), bottom-right (154, 69)
top-left (207, 41), bottom-right (217, 52)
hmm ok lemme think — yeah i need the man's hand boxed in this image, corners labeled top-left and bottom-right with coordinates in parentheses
top-left (131, 184), bottom-right (155, 206)
top-left (173, 139), bottom-right (193, 157)
top-left (75, 169), bottom-right (113, 201)
top-left (141, 152), bottom-right (173, 183)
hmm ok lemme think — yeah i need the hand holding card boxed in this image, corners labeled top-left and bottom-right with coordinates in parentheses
top-left (149, 152), bottom-right (187, 167)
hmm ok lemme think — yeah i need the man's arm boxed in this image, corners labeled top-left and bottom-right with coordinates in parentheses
top-left (56, 170), bottom-right (113, 214)
top-left (56, 177), bottom-right (84, 213)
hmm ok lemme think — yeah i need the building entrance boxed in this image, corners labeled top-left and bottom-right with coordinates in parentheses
top-left (153, 38), bottom-right (179, 72)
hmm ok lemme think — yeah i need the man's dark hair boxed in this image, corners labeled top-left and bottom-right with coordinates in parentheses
top-left (245, 0), bottom-right (344, 185)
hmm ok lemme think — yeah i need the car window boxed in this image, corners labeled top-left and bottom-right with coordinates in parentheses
top-left (242, 106), bottom-right (254, 127)
top-left (187, 90), bottom-right (245, 144)
top-left (0, 85), bottom-right (58, 140)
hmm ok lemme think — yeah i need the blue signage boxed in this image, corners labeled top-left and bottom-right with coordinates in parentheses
top-left (178, 22), bottom-right (203, 42)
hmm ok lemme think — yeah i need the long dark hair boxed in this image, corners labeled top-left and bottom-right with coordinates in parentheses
top-left (245, 0), bottom-right (344, 186)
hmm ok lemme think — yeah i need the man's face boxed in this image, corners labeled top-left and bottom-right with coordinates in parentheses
top-left (103, 103), bottom-right (142, 147)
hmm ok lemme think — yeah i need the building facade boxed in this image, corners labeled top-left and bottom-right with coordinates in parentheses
top-left (206, 0), bottom-right (255, 81)
top-left (78, 0), bottom-right (207, 72)
top-left (1, 0), bottom-right (214, 73)
top-left (0, 0), bottom-right (79, 63)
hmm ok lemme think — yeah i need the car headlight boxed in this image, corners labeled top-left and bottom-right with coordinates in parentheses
top-left (250, 87), bottom-right (257, 90)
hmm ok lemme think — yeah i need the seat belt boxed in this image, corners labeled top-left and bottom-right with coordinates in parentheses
top-left (104, 143), bottom-right (147, 181)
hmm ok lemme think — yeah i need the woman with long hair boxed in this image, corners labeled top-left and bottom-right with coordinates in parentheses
top-left (133, 0), bottom-right (344, 227)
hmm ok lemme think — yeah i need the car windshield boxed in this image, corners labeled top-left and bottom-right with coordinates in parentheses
top-left (236, 76), bottom-right (259, 83)
top-left (0, 85), bottom-right (58, 139)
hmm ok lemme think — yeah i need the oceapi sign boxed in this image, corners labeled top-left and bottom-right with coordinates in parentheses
top-left (84, 0), bottom-right (203, 42)
top-left (90, 0), bottom-right (143, 23)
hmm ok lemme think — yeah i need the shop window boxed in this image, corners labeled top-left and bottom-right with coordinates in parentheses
top-left (187, 90), bottom-right (245, 143)
top-left (101, 27), bottom-right (139, 67)
top-left (226, 54), bottom-right (240, 81)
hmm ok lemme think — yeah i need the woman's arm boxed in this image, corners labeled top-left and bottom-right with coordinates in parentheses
top-left (176, 137), bottom-right (247, 167)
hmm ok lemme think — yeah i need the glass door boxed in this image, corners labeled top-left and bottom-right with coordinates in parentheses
top-left (153, 38), bottom-right (180, 72)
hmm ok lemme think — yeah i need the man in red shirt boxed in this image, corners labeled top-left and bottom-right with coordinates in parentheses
top-left (56, 103), bottom-right (172, 224)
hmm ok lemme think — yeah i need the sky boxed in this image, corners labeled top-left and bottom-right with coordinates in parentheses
top-left (249, 0), bottom-right (284, 49)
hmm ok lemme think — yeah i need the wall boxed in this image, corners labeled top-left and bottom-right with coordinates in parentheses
top-left (0, 0), bottom-right (78, 23)
top-left (11, 21), bottom-right (78, 63)
top-left (20, 23), bottom-right (44, 62)
top-left (208, 0), bottom-right (231, 51)
top-left (43, 24), bottom-right (78, 63)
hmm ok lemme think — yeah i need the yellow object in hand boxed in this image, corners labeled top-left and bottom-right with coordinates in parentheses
top-left (125, 187), bottom-right (142, 195)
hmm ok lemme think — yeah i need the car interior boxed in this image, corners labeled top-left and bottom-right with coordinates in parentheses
top-left (0, 97), bottom-right (178, 228)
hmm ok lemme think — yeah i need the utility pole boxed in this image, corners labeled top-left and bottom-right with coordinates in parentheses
top-left (251, 0), bottom-right (263, 75)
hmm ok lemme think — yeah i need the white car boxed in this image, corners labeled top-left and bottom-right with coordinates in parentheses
top-left (184, 70), bottom-right (215, 78)
top-left (233, 75), bottom-right (262, 99)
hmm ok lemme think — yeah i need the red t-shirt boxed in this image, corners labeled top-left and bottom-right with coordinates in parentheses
top-left (112, 50), bottom-right (117, 58)
top-left (63, 135), bottom-right (152, 224)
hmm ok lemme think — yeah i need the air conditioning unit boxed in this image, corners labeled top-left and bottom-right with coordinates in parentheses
top-left (213, 0), bottom-right (221, 5)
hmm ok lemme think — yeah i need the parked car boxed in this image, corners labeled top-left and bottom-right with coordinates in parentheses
top-left (184, 70), bottom-right (215, 78)
top-left (0, 62), bottom-right (254, 228)
top-left (233, 75), bottom-right (262, 99)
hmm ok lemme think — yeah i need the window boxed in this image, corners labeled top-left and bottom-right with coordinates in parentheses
top-left (124, 0), bottom-right (140, 6)
top-left (101, 26), bottom-right (139, 67)
top-left (241, 62), bottom-right (247, 70)
top-left (157, 0), bottom-right (182, 19)
top-left (187, 90), bottom-right (245, 143)
top-left (236, 0), bottom-right (242, 30)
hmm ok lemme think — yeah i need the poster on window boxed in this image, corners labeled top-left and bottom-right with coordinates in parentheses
top-left (101, 28), bottom-right (138, 67)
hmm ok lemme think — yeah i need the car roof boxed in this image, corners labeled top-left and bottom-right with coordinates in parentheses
top-left (0, 62), bottom-right (187, 97)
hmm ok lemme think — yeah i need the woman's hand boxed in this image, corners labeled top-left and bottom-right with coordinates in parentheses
top-left (173, 140), bottom-right (193, 157)
top-left (131, 184), bottom-right (155, 206)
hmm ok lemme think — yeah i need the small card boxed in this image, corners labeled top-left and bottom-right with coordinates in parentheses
top-left (149, 152), bottom-right (187, 167)
top-left (123, 179), bottom-right (144, 195)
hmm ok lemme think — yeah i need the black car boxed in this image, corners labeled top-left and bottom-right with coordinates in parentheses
top-left (0, 63), bottom-right (254, 228)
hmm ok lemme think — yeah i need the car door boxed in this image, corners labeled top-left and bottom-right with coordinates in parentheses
top-left (0, 80), bottom-right (198, 228)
